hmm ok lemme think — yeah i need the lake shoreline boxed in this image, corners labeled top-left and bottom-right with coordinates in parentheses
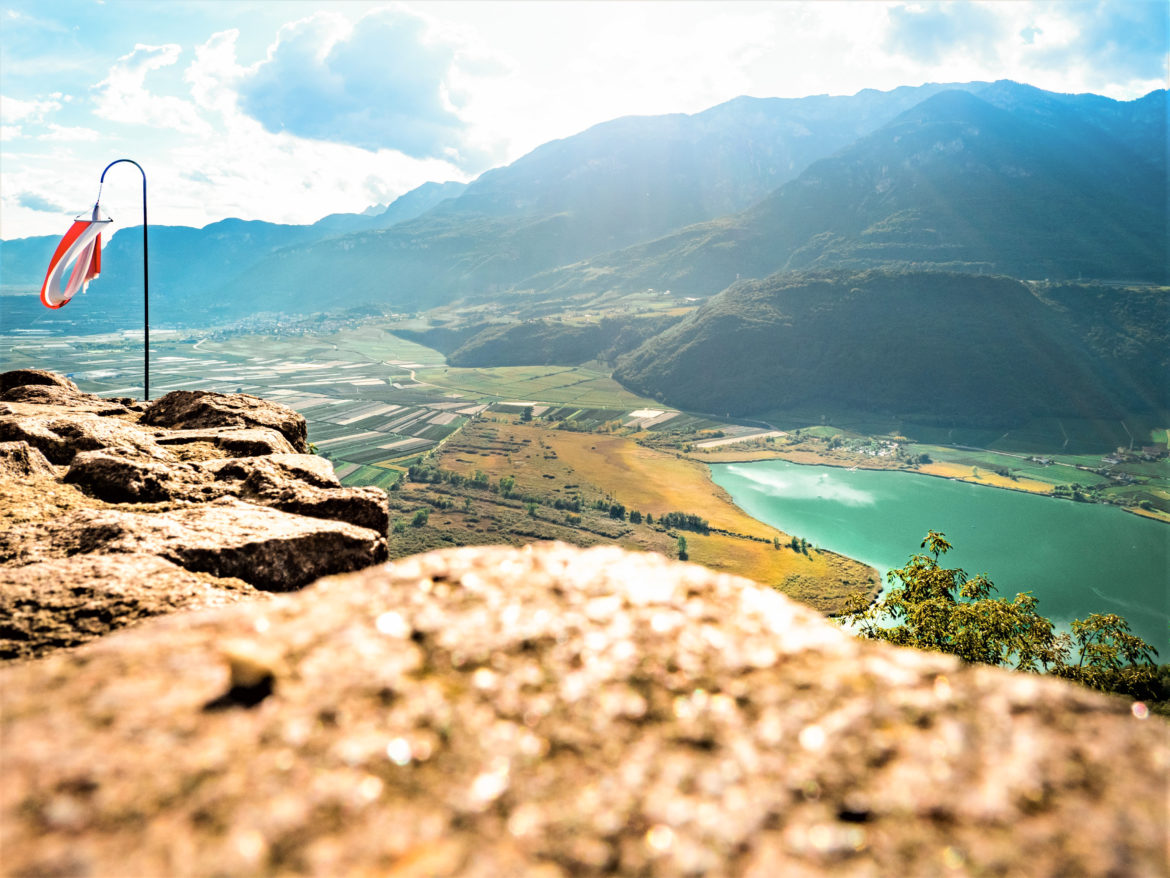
top-left (708, 458), bottom-right (1170, 650)
top-left (697, 447), bottom-right (1167, 523)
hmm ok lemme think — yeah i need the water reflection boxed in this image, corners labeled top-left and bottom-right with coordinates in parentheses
top-left (726, 464), bottom-right (877, 507)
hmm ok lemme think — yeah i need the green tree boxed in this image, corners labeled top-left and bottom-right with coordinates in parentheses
top-left (841, 532), bottom-right (1162, 699)
top-left (520, 406), bottom-right (534, 422)
top-left (677, 535), bottom-right (688, 561)
top-left (411, 509), bottom-right (430, 527)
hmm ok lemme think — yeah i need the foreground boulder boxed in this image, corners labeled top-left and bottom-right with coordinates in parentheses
top-left (0, 554), bottom-right (263, 660)
top-left (142, 390), bottom-right (309, 453)
top-left (1, 544), bottom-right (1163, 877)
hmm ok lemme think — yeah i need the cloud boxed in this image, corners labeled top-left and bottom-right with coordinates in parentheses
top-left (0, 93), bottom-right (63, 123)
top-left (884, 3), bottom-right (1007, 64)
top-left (236, 6), bottom-right (476, 163)
top-left (882, 1), bottom-right (1169, 89)
top-left (1025, 1), bottom-right (1170, 86)
top-left (17, 192), bottom-right (64, 213)
top-left (40, 123), bottom-right (101, 141)
top-left (92, 43), bottom-right (210, 133)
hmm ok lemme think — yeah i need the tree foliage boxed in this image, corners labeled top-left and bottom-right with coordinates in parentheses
top-left (842, 532), bottom-right (1163, 702)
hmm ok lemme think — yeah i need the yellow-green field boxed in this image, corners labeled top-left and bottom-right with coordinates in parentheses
top-left (438, 418), bottom-right (879, 612)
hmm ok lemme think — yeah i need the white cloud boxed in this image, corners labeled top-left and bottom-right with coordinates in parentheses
top-left (92, 43), bottom-right (211, 134)
top-left (0, 94), bottom-right (63, 123)
top-left (40, 123), bottom-right (101, 141)
top-left (235, 5), bottom-right (493, 165)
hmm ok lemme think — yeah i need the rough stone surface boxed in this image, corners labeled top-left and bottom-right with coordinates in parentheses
top-left (143, 390), bottom-right (309, 453)
top-left (0, 382), bottom-right (130, 414)
top-left (64, 447), bottom-right (222, 503)
top-left (0, 368), bottom-right (77, 393)
top-left (0, 370), bottom-right (389, 658)
top-left (204, 453), bottom-right (341, 488)
top-left (240, 470), bottom-right (390, 534)
top-left (154, 426), bottom-right (299, 457)
top-left (62, 448), bottom-right (386, 532)
top-left (0, 498), bottom-right (388, 591)
top-left (0, 412), bottom-right (163, 464)
top-left (0, 440), bottom-right (57, 478)
top-left (0, 543), bottom-right (1164, 878)
top-left (0, 555), bottom-right (263, 660)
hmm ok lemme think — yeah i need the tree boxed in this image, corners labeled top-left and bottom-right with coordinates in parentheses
top-left (411, 509), bottom-right (429, 527)
top-left (677, 535), bottom-right (688, 561)
top-left (521, 406), bottom-right (534, 422)
top-left (841, 532), bottom-right (1162, 699)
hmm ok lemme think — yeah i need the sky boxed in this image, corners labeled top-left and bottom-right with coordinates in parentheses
top-left (1, 0), bottom-right (1166, 239)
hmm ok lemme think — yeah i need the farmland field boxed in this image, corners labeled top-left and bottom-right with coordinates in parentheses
top-left (437, 417), bottom-right (880, 611)
top-left (416, 364), bottom-right (661, 408)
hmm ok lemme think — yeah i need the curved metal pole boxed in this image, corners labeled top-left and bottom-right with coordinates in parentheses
top-left (99, 159), bottom-right (149, 400)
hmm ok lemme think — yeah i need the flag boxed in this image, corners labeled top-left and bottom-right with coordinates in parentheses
top-left (40, 205), bottom-right (113, 309)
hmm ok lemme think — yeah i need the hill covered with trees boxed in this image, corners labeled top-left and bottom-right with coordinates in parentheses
top-left (612, 270), bottom-right (1169, 428)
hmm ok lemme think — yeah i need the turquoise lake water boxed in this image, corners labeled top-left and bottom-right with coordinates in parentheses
top-left (709, 460), bottom-right (1170, 651)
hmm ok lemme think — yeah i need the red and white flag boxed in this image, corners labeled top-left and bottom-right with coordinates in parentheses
top-left (40, 205), bottom-right (113, 309)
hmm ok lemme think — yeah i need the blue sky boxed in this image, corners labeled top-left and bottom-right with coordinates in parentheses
top-left (2, 1), bottom-right (1166, 238)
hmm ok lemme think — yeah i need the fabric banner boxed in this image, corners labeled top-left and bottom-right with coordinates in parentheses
top-left (40, 207), bottom-right (113, 309)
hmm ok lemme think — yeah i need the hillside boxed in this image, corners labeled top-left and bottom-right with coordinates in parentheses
top-left (521, 85), bottom-right (1167, 301)
top-left (613, 270), bottom-right (1169, 428)
top-left (398, 313), bottom-right (683, 367)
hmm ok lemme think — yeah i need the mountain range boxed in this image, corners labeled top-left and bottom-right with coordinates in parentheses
top-left (5, 79), bottom-right (1163, 333)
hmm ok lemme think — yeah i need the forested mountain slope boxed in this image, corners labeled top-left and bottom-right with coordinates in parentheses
top-left (613, 270), bottom-right (1169, 428)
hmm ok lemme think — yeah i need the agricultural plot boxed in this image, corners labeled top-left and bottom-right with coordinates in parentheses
top-left (2, 328), bottom-right (469, 488)
top-left (416, 364), bottom-right (660, 408)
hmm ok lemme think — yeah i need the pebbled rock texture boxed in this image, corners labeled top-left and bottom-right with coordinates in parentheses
top-left (142, 390), bottom-right (310, 453)
top-left (0, 369), bottom-right (388, 657)
top-left (0, 554), bottom-right (263, 660)
top-left (0, 543), bottom-right (1165, 878)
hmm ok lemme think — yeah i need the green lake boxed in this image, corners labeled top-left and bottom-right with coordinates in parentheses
top-left (709, 460), bottom-right (1170, 650)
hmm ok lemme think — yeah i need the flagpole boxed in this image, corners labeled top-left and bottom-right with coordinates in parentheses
top-left (98, 159), bottom-right (149, 401)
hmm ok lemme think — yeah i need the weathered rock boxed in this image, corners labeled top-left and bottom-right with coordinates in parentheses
top-left (203, 453), bottom-right (341, 488)
top-left (0, 440), bottom-right (57, 478)
top-left (0, 382), bottom-right (130, 414)
top-left (64, 447), bottom-right (224, 503)
top-left (0, 413), bottom-right (162, 464)
top-left (0, 368), bottom-right (78, 393)
top-left (240, 468), bottom-right (390, 533)
top-left (154, 426), bottom-right (298, 457)
top-left (0, 554), bottom-right (263, 660)
top-left (142, 390), bottom-right (309, 453)
top-left (0, 544), bottom-right (1164, 877)
top-left (0, 498), bottom-right (388, 591)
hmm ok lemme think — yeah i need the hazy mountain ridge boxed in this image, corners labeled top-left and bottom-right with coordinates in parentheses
top-left (2, 81), bottom-right (996, 321)
top-left (2, 81), bottom-right (1163, 334)
top-left (519, 84), bottom-right (1167, 302)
